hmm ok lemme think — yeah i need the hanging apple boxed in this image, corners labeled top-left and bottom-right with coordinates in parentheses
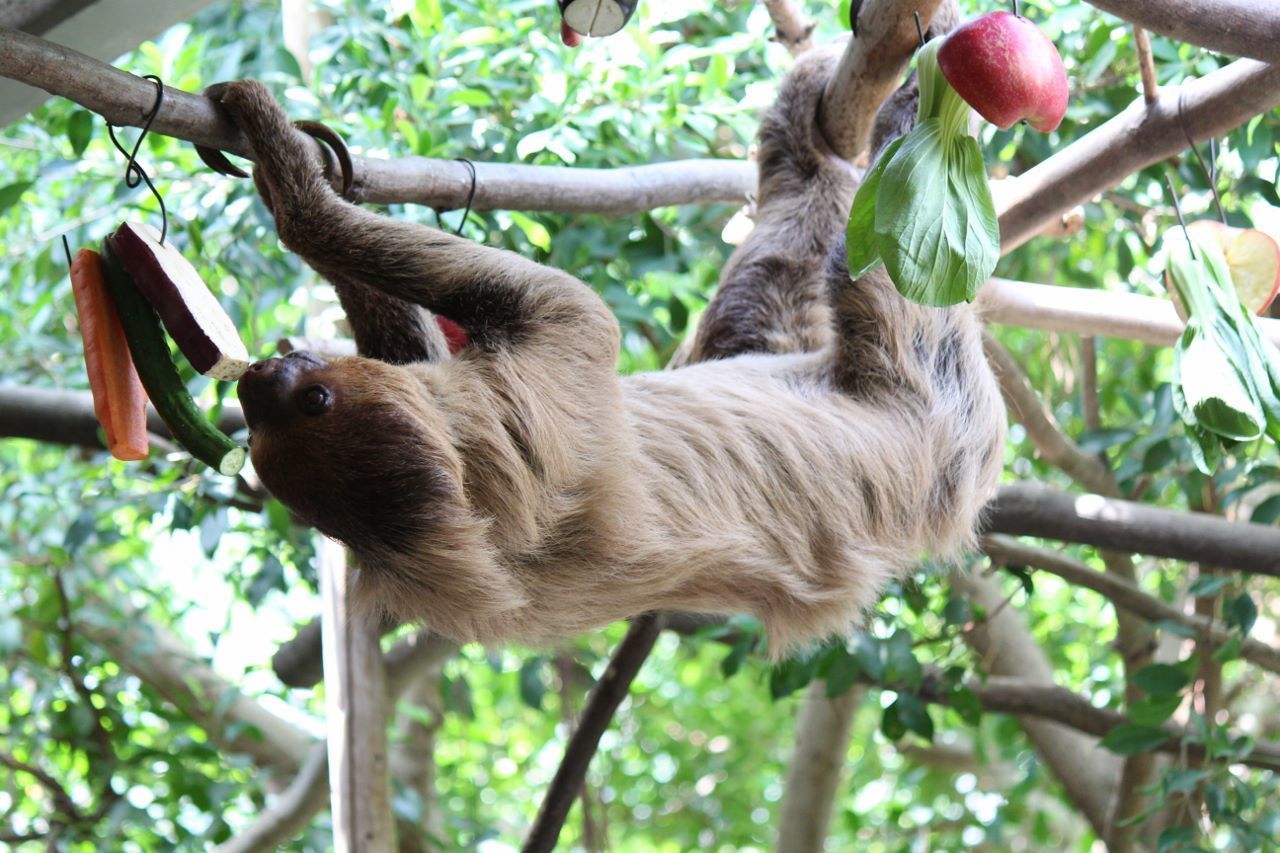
top-left (937, 11), bottom-right (1069, 132)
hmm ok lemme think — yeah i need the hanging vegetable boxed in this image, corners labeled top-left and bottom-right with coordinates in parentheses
top-left (1164, 226), bottom-right (1280, 473)
top-left (847, 11), bottom-right (1068, 307)
top-left (69, 247), bottom-right (151, 461)
top-left (97, 239), bottom-right (246, 476)
top-left (108, 222), bottom-right (249, 381)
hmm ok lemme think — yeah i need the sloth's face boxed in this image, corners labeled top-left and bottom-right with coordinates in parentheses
top-left (238, 352), bottom-right (460, 555)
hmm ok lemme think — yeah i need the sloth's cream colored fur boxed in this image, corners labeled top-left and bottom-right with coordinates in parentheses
top-left (223, 46), bottom-right (1004, 655)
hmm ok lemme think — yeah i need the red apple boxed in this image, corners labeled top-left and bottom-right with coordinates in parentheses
top-left (938, 11), bottom-right (1069, 132)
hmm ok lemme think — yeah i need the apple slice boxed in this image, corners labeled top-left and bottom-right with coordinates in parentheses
top-left (107, 222), bottom-right (250, 380)
top-left (1185, 220), bottom-right (1280, 315)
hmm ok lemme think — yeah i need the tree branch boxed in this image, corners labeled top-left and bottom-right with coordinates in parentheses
top-left (215, 745), bottom-right (330, 853)
top-left (983, 535), bottom-right (1280, 675)
top-left (908, 671), bottom-right (1280, 773)
top-left (977, 278), bottom-right (1280, 350)
top-left (984, 482), bottom-right (1280, 578)
top-left (0, 385), bottom-right (245, 453)
top-left (950, 571), bottom-right (1117, 837)
top-left (1085, 0), bottom-right (1280, 64)
top-left (522, 613), bottom-right (666, 853)
top-left (818, 0), bottom-right (957, 160)
top-left (73, 600), bottom-right (316, 774)
top-left (217, 627), bottom-right (455, 851)
top-left (1133, 27), bottom-right (1158, 103)
top-left (0, 749), bottom-right (82, 824)
top-left (982, 333), bottom-right (1118, 496)
top-left (762, 0), bottom-right (815, 57)
top-left (776, 683), bottom-right (863, 853)
top-left (996, 58), bottom-right (1280, 252)
top-left (0, 26), bottom-right (754, 214)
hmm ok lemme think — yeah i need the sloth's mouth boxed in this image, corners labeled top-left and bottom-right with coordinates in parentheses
top-left (238, 351), bottom-right (330, 429)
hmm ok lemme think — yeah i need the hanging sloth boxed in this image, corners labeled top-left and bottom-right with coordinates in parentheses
top-left (215, 41), bottom-right (1004, 656)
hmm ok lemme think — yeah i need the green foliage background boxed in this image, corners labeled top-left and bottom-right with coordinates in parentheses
top-left (1, 0), bottom-right (1278, 850)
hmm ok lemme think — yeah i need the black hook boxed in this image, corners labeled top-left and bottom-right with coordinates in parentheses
top-left (436, 158), bottom-right (478, 237)
top-left (913, 11), bottom-right (926, 49)
top-left (850, 0), bottom-right (862, 37)
top-left (453, 157), bottom-right (478, 236)
top-left (1176, 88), bottom-right (1227, 225)
top-left (106, 74), bottom-right (169, 244)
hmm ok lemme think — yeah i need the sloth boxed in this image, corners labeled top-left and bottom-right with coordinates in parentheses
top-left (219, 43), bottom-right (1004, 655)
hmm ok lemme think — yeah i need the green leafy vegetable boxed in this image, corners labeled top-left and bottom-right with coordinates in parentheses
top-left (845, 40), bottom-right (1000, 306)
top-left (1164, 227), bottom-right (1280, 472)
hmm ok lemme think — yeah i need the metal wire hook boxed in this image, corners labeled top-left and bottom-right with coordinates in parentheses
top-left (1164, 171), bottom-right (1197, 261)
top-left (1176, 87), bottom-right (1227, 225)
top-left (106, 74), bottom-right (169, 244)
top-left (436, 157), bottom-right (478, 236)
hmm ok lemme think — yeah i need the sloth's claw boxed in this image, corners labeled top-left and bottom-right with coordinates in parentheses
top-left (196, 83), bottom-right (250, 179)
top-left (194, 144), bottom-right (250, 178)
top-left (293, 119), bottom-right (354, 199)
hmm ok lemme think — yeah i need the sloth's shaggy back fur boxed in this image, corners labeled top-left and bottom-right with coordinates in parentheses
top-left (222, 42), bottom-right (1004, 656)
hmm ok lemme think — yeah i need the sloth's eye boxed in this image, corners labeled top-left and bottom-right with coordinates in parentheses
top-left (298, 384), bottom-right (334, 416)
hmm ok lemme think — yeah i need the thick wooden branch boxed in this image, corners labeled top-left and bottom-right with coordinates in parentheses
top-left (1085, 0), bottom-right (1280, 64)
top-left (318, 539), bottom-right (394, 850)
top-left (0, 385), bottom-right (245, 451)
top-left (522, 613), bottom-right (665, 853)
top-left (984, 482), bottom-right (1280, 578)
top-left (0, 27), bottom-right (754, 214)
top-left (996, 58), bottom-right (1280, 252)
top-left (983, 535), bottom-right (1280, 674)
top-left (817, 0), bottom-right (956, 160)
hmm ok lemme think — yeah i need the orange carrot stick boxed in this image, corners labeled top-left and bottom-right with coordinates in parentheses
top-left (70, 248), bottom-right (150, 461)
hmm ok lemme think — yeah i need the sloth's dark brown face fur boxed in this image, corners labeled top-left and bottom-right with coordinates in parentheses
top-left (239, 352), bottom-right (459, 556)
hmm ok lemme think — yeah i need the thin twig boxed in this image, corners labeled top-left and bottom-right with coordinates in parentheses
top-left (1080, 336), bottom-right (1102, 432)
top-left (523, 614), bottom-right (667, 853)
top-left (1134, 27), bottom-right (1158, 103)
top-left (0, 750), bottom-right (81, 824)
top-left (900, 671), bottom-right (1280, 773)
top-left (981, 334), bottom-right (1118, 496)
top-left (982, 535), bottom-right (1280, 675)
